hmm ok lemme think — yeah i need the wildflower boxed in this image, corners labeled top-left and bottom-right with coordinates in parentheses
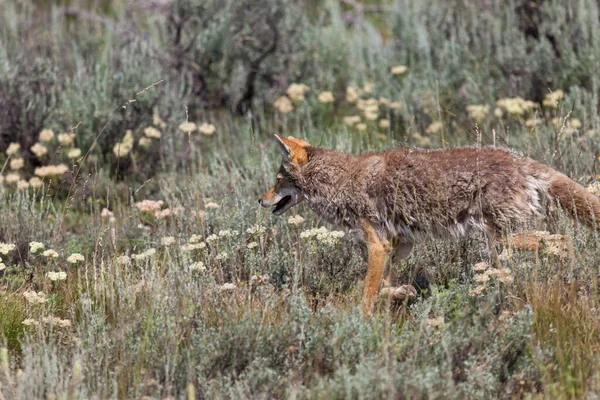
top-left (388, 101), bottom-right (402, 110)
top-left (29, 242), bottom-right (45, 254)
top-left (318, 91), bottom-right (334, 104)
top-left (199, 123), bottom-right (216, 136)
top-left (497, 268), bottom-right (514, 284)
top-left (6, 143), bottom-right (20, 156)
top-left (57, 133), bottom-right (76, 146)
top-left (67, 253), bottom-right (85, 264)
top-left (161, 236), bottom-right (176, 246)
top-left (426, 121), bottom-right (443, 135)
top-left (9, 158), bottom-right (24, 170)
top-left (0, 243), bottom-right (16, 255)
top-left (219, 282), bottom-right (236, 291)
top-left (288, 215), bottom-right (305, 226)
top-left (218, 229), bottom-right (239, 238)
top-left (364, 111), bottom-right (378, 121)
top-left (205, 202), bottom-right (220, 209)
top-left (587, 182), bottom-right (600, 196)
top-left (42, 317), bottom-right (71, 327)
top-left (100, 208), bottom-right (114, 218)
top-left (543, 89), bottom-right (564, 108)
top-left (474, 273), bottom-right (490, 283)
top-left (378, 119), bottom-right (390, 129)
top-left (29, 177), bottom-right (43, 188)
top-left (247, 241), bottom-right (259, 249)
top-left (144, 126), bottom-right (161, 139)
top-left (23, 291), bottom-right (48, 305)
top-left (0, 263), bottom-right (5, 271)
top-left (153, 111), bottom-right (167, 129)
top-left (493, 107), bottom-right (503, 118)
top-left (135, 199), bottom-right (164, 213)
top-left (67, 148), bottom-right (82, 159)
top-left (116, 255), bottom-right (131, 265)
top-left (22, 319), bottom-right (39, 327)
top-left (189, 234), bottom-right (203, 244)
top-left (525, 118), bottom-right (544, 128)
top-left (43, 249), bottom-right (59, 259)
top-left (39, 129), bottom-right (55, 143)
top-left (113, 130), bottom-right (134, 158)
top-left (466, 104), bottom-right (490, 123)
top-left (246, 225), bottom-right (267, 235)
top-left (496, 97), bottom-right (537, 116)
top-left (189, 261), bottom-right (206, 272)
top-left (346, 86), bottom-right (359, 103)
top-left (17, 180), bottom-right (29, 190)
top-left (205, 234), bottom-right (218, 243)
top-left (273, 96), bottom-right (294, 113)
top-left (391, 65), bottom-right (408, 75)
top-left (31, 143), bottom-right (48, 158)
top-left (216, 251), bottom-right (229, 261)
top-left (178, 122), bottom-right (197, 133)
top-left (473, 262), bottom-right (488, 272)
top-left (181, 243), bottom-right (206, 251)
top-left (343, 115), bottom-right (361, 126)
top-left (132, 248), bottom-right (156, 261)
top-left (286, 83), bottom-right (310, 102)
top-left (34, 164), bottom-right (69, 177)
top-left (47, 271), bottom-right (67, 281)
top-left (363, 82), bottom-right (373, 93)
top-left (6, 173), bottom-right (20, 183)
top-left (470, 285), bottom-right (486, 296)
top-left (356, 123), bottom-right (367, 131)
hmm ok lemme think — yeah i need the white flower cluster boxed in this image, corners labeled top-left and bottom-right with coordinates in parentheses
top-left (218, 229), bottom-right (239, 238)
top-left (300, 227), bottom-right (345, 245)
top-left (29, 241), bottom-right (45, 254)
top-left (0, 243), bottom-right (16, 255)
top-left (246, 225), bottom-right (267, 235)
top-left (132, 248), bottom-right (156, 261)
top-left (47, 271), bottom-right (67, 281)
top-left (67, 253), bottom-right (85, 264)
top-left (23, 291), bottom-right (48, 305)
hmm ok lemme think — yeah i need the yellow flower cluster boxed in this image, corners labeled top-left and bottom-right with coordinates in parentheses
top-left (466, 104), bottom-right (490, 123)
top-left (543, 89), bottom-right (564, 108)
top-left (496, 97), bottom-right (537, 116)
top-left (113, 130), bottom-right (134, 158)
top-left (34, 164), bottom-right (69, 177)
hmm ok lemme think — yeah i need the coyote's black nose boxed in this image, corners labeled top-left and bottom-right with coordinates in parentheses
top-left (258, 199), bottom-right (262, 205)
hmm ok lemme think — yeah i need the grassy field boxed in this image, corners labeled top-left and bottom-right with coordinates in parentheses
top-left (1, 0), bottom-right (600, 398)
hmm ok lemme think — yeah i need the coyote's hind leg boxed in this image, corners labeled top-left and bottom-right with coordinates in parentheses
top-left (360, 220), bottom-right (389, 315)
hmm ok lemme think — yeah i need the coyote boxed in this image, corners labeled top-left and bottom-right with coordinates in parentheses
top-left (259, 135), bottom-right (600, 313)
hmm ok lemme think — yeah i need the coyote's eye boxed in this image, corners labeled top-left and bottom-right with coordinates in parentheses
top-left (277, 173), bottom-right (283, 180)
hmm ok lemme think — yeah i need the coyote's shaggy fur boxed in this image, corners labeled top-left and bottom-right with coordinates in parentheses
top-left (259, 135), bottom-right (600, 312)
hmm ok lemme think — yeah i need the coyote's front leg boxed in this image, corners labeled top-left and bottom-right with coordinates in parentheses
top-left (361, 220), bottom-right (389, 315)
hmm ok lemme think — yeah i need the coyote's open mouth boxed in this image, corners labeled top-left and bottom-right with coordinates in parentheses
top-left (272, 195), bottom-right (292, 215)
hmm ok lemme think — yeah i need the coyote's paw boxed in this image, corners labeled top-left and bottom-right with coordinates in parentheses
top-left (379, 284), bottom-right (417, 300)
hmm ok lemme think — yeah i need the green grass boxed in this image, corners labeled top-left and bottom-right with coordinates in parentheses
top-left (0, 0), bottom-right (600, 398)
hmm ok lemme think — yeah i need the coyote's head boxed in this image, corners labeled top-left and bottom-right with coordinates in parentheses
top-left (259, 135), bottom-right (310, 215)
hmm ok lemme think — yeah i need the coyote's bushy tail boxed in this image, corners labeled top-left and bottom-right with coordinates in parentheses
top-left (548, 172), bottom-right (600, 230)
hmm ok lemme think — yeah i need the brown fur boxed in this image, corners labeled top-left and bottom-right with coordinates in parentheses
top-left (260, 137), bottom-right (600, 312)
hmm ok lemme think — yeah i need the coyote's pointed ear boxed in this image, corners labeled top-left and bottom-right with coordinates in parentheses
top-left (286, 136), bottom-right (311, 148)
top-left (274, 134), bottom-right (308, 165)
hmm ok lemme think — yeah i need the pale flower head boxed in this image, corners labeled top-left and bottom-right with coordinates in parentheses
top-left (57, 133), bottom-right (76, 146)
top-left (247, 241), bottom-right (259, 249)
top-left (67, 253), bottom-right (85, 264)
top-left (318, 91), bottom-right (334, 104)
top-left (426, 121), bottom-right (444, 135)
top-left (9, 158), bottom-right (24, 170)
top-left (43, 249), bottom-right (58, 259)
top-left (67, 148), bottom-right (82, 159)
top-left (286, 83), bottom-right (310, 102)
top-left (346, 86), bottom-right (359, 103)
top-left (378, 119), bottom-right (390, 129)
top-left (274, 96), bottom-right (294, 113)
top-left (39, 129), bottom-right (55, 143)
top-left (29, 241), bottom-right (45, 254)
top-left (343, 115), bottom-right (361, 126)
top-left (31, 143), bottom-right (48, 158)
top-left (6, 143), bottom-right (20, 156)
top-left (0, 243), bottom-right (16, 255)
top-left (23, 291), bottom-right (48, 305)
top-left (205, 202), bottom-right (220, 210)
top-left (199, 123), bottom-right (216, 136)
top-left (161, 236), bottom-right (176, 246)
top-left (29, 177), bottom-right (43, 188)
top-left (388, 101), bottom-right (402, 110)
top-left (144, 126), bottom-right (162, 139)
top-left (356, 123), bottom-right (367, 131)
top-left (391, 65), bottom-right (408, 75)
top-left (47, 271), bottom-right (67, 281)
top-left (34, 164), bottom-right (69, 177)
top-left (190, 261), bottom-right (206, 272)
top-left (100, 208), bottom-right (114, 218)
top-left (22, 318), bottom-right (39, 326)
top-left (138, 137), bottom-right (152, 149)
top-left (288, 215), bottom-right (305, 226)
top-left (178, 122), bottom-right (197, 133)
